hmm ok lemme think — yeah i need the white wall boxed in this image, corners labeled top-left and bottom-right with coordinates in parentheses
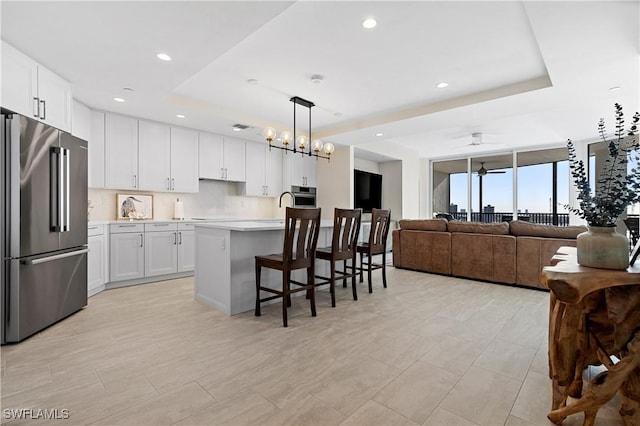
top-left (356, 143), bottom-right (421, 219)
top-left (380, 161), bottom-right (402, 221)
top-left (316, 145), bottom-right (354, 219)
top-left (354, 158), bottom-right (380, 174)
top-left (88, 180), bottom-right (279, 221)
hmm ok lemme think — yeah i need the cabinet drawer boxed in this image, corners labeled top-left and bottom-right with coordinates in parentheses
top-left (110, 223), bottom-right (145, 233)
top-left (145, 222), bottom-right (178, 232)
top-left (88, 224), bottom-right (104, 236)
top-left (178, 222), bottom-right (196, 231)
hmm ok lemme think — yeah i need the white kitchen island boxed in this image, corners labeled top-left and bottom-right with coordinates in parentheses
top-left (194, 220), bottom-right (333, 315)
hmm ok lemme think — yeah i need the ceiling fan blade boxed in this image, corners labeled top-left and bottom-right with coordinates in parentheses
top-left (487, 171), bottom-right (507, 174)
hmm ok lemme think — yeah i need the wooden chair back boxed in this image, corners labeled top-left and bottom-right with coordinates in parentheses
top-left (283, 207), bottom-right (322, 269)
top-left (368, 208), bottom-right (391, 254)
top-left (331, 208), bottom-right (362, 259)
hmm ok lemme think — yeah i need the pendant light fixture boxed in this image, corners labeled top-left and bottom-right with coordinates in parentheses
top-left (263, 96), bottom-right (334, 161)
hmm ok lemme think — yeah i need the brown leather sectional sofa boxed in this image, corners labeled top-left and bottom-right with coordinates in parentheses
top-left (392, 219), bottom-right (587, 289)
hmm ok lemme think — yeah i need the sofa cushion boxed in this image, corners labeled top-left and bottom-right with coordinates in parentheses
top-left (450, 233), bottom-right (516, 283)
top-left (447, 221), bottom-right (510, 235)
top-left (399, 219), bottom-right (448, 232)
top-left (509, 220), bottom-right (587, 239)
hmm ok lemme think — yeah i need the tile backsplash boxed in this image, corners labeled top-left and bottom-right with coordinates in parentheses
top-left (88, 180), bottom-right (279, 221)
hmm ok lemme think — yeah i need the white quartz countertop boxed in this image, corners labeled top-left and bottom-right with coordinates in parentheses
top-left (194, 219), bottom-right (334, 232)
top-left (88, 218), bottom-right (244, 225)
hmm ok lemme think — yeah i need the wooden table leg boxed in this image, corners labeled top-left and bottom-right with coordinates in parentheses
top-left (548, 332), bottom-right (640, 425)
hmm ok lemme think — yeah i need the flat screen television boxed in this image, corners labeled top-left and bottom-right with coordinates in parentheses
top-left (354, 169), bottom-right (382, 213)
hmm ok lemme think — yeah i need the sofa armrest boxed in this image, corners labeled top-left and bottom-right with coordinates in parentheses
top-left (516, 237), bottom-right (577, 288)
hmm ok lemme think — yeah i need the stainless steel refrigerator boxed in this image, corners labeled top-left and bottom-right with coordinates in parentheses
top-left (1, 109), bottom-right (88, 344)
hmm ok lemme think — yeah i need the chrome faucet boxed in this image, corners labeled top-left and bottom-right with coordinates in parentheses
top-left (279, 191), bottom-right (295, 208)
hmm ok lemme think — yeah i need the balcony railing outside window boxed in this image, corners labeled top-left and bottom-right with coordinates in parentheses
top-left (446, 211), bottom-right (570, 226)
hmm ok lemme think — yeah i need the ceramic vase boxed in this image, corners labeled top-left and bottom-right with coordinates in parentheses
top-left (576, 226), bottom-right (629, 270)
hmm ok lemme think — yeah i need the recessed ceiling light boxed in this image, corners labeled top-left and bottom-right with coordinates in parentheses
top-left (247, 78), bottom-right (259, 85)
top-left (436, 82), bottom-right (449, 88)
top-left (156, 52), bottom-right (171, 62)
top-left (123, 87), bottom-right (134, 92)
top-left (334, 112), bottom-right (343, 117)
top-left (362, 18), bottom-right (377, 29)
top-left (310, 75), bottom-right (324, 84)
top-left (376, 132), bottom-right (383, 137)
top-left (113, 97), bottom-right (125, 103)
top-left (609, 86), bottom-right (621, 91)
top-left (176, 114), bottom-right (185, 119)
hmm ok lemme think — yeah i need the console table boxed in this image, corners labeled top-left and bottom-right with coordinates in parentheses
top-left (541, 246), bottom-right (640, 425)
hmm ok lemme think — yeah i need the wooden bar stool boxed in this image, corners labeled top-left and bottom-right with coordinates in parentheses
top-left (255, 207), bottom-right (321, 327)
top-left (357, 208), bottom-right (391, 293)
top-left (315, 208), bottom-right (362, 306)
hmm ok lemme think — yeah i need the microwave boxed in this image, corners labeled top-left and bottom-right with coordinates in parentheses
top-left (292, 186), bottom-right (317, 207)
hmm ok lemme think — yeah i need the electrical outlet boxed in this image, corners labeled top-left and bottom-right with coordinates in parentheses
top-left (101, 196), bottom-right (107, 205)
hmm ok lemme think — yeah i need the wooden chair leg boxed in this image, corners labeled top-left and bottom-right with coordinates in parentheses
top-left (282, 270), bottom-right (289, 327)
top-left (255, 261), bottom-right (261, 316)
top-left (286, 270), bottom-right (292, 307)
top-left (342, 259), bottom-right (347, 288)
top-left (382, 251), bottom-right (387, 288)
top-left (359, 252), bottom-right (364, 283)
top-left (367, 253), bottom-right (373, 293)
top-left (330, 260), bottom-right (336, 307)
top-left (308, 267), bottom-right (317, 317)
top-left (351, 256), bottom-right (358, 301)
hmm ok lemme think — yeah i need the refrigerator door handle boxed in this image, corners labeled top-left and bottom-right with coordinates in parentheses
top-left (64, 148), bottom-right (70, 232)
top-left (50, 147), bottom-right (62, 232)
top-left (22, 248), bottom-right (89, 265)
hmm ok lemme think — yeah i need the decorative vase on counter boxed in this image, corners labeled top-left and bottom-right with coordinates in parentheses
top-left (576, 226), bottom-right (629, 270)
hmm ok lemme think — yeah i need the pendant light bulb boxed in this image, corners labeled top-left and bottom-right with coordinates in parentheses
top-left (312, 139), bottom-right (324, 153)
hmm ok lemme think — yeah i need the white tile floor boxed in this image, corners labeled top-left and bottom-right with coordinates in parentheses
top-left (0, 267), bottom-right (624, 425)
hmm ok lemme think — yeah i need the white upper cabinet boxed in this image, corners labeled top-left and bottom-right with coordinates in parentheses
top-left (284, 154), bottom-right (317, 188)
top-left (243, 142), bottom-right (282, 197)
top-left (198, 132), bottom-right (245, 182)
top-left (222, 136), bottom-right (246, 182)
top-left (72, 100), bottom-right (91, 141)
top-left (198, 132), bottom-right (224, 179)
top-left (170, 127), bottom-right (199, 193)
top-left (100, 113), bottom-right (198, 193)
top-left (138, 120), bottom-right (171, 192)
top-left (104, 113), bottom-right (139, 190)
top-left (1, 41), bottom-right (72, 132)
top-left (265, 148), bottom-right (283, 196)
top-left (89, 110), bottom-right (105, 188)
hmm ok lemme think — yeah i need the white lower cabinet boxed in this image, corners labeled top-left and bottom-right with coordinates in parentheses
top-left (177, 226), bottom-right (195, 272)
top-left (108, 222), bottom-right (195, 284)
top-left (145, 224), bottom-right (178, 277)
top-left (87, 224), bottom-right (108, 296)
top-left (109, 223), bottom-right (145, 282)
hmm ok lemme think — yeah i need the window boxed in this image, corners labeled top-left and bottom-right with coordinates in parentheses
top-left (471, 154), bottom-right (512, 222)
top-left (516, 148), bottom-right (569, 225)
top-left (432, 159), bottom-right (468, 220)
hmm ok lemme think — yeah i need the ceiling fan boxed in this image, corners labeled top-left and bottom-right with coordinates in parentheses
top-left (475, 162), bottom-right (506, 177)
top-left (453, 132), bottom-right (505, 150)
